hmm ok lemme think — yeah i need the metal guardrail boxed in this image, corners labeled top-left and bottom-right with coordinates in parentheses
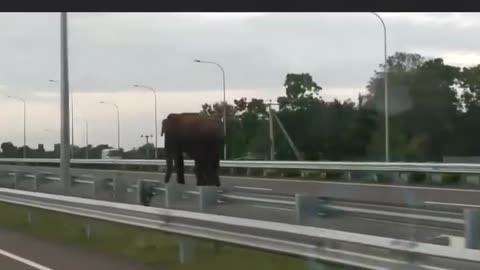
top-left (3, 158), bottom-right (480, 174)
top-left (0, 164), bottom-right (467, 229)
top-left (1, 163), bottom-right (480, 268)
top-left (0, 187), bottom-right (479, 270)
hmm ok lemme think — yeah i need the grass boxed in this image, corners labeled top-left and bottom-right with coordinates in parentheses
top-left (0, 202), bottom-right (349, 270)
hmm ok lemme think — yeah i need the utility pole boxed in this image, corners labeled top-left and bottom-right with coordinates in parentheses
top-left (141, 134), bottom-right (153, 159)
top-left (266, 100), bottom-right (276, 161)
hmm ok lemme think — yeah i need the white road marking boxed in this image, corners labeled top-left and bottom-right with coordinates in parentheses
top-left (222, 175), bottom-right (480, 192)
top-left (103, 171), bottom-right (480, 193)
top-left (425, 201), bottom-right (480, 208)
top-left (338, 201), bottom-right (462, 216)
top-left (222, 194), bottom-right (295, 205)
top-left (234, 186), bottom-right (273, 191)
top-left (333, 205), bottom-right (464, 224)
top-left (0, 248), bottom-right (55, 270)
top-left (252, 204), bottom-right (294, 212)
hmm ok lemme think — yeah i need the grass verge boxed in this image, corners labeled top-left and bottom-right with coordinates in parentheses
top-left (0, 202), bottom-right (348, 270)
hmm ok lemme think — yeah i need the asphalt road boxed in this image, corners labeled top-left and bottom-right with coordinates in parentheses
top-left (215, 174), bottom-right (480, 208)
top-left (0, 228), bottom-right (159, 270)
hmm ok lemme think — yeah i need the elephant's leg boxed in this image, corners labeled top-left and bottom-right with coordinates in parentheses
top-left (194, 158), bottom-right (203, 185)
top-left (175, 153), bottom-right (185, 184)
top-left (164, 155), bottom-right (173, 183)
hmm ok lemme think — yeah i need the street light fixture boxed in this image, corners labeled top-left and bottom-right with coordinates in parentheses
top-left (371, 12), bottom-right (389, 162)
top-left (193, 59), bottom-right (227, 159)
top-left (133, 84), bottom-right (158, 159)
top-left (100, 101), bottom-right (120, 149)
top-left (8, 95), bottom-right (27, 158)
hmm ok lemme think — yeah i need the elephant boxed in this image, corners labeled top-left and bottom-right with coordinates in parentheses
top-left (161, 113), bottom-right (224, 186)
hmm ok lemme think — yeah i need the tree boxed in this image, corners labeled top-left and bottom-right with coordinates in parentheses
top-left (365, 52), bottom-right (461, 161)
top-left (1, 142), bottom-right (18, 158)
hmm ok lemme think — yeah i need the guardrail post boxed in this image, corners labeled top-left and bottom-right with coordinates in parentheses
top-left (84, 223), bottom-right (93, 240)
top-left (465, 208), bottom-right (480, 250)
top-left (26, 210), bottom-right (35, 225)
top-left (13, 172), bottom-right (25, 189)
top-left (393, 172), bottom-right (411, 184)
top-left (199, 186), bottom-right (218, 212)
top-left (111, 173), bottom-right (127, 202)
top-left (33, 173), bottom-right (46, 191)
top-left (178, 238), bottom-right (194, 264)
top-left (428, 173), bottom-right (443, 184)
top-left (134, 179), bottom-right (145, 205)
top-left (369, 172), bottom-right (378, 182)
top-left (464, 175), bottom-right (480, 185)
top-left (165, 182), bottom-right (181, 209)
top-left (342, 172), bottom-right (351, 181)
top-left (91, 178), bottom-right (104, 199)
top-left (295, 194), bottom-right (326, 226)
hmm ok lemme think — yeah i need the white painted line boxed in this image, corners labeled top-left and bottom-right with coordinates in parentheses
top-left (252, 204), bottom-right (294, 212)
top-left (337, 201), bottom-right (462, 217)
top-left (222, 175), bottom-right (480, 192)
top-left (0, 248), bottom-right (55, 270)
top-left (72, 180), bottom-right (93, 185)
top-left (222, 194), bottom-right (295, 205)
top-left (234, 186), bottom-right (273, 192)
top-left (425, 201), bottom-right (480, 208)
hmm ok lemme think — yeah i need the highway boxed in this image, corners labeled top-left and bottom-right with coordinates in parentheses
top-left (0, 228), bottom-right (157, 270)
top-left (0, 168), bottom-right (477, 247)
top-left (130, 173), bottom-right (465, 244)
top-left (217, 174), bottom-right (480, 209)
top-left (2, 188), bottom-right (478, 270)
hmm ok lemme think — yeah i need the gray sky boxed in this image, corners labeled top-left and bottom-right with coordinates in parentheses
top-left (0, 12), bottom-right (479, 151)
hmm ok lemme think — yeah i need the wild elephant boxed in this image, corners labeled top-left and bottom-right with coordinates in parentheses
top-left (161, 113), bottom-right (224, 186)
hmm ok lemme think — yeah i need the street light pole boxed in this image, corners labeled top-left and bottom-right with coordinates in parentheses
top-left (100, 101), bottom-right (120, 149)
top-left (49, 79), bottom-right (74, 156)
top-left (372, 12), bottom-right (389, 162)
top-left (194, 59), bottom-right (227, 159)
top-left (8, 96), bottom-right (27, 158)
top-left (60, 12), bottom-right (71, 194)
top-left (85, 120), bottom-right (89, 159)
top-left (133, 84), bottom-right (158, 159)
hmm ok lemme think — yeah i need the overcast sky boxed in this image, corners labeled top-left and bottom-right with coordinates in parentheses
top-left (0, 12), bottom-right (479, 151)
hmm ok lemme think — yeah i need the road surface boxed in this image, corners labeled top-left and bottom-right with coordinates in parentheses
top-left (0, 228), bottom-right (158, 270)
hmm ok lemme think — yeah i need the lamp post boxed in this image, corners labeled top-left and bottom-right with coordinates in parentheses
top-left (100, 101), bottom-right (120, 149)
top-left (60, 12), bottom-right (71, 194)
top-left (84, 119), bottom-right (89, 159)
top-left (372, 12), bottom-right (389, 162)
top-left (193, 59), bottom-right (227, 159)
top-left (8, 95), bottom-right (26, 158)
top-left (133, 84), bottom-right (158, 159)
top-left (49, 79), bottom-right (75, 157)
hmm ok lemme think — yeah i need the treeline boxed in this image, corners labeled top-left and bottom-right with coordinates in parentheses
top-left (201, 52), bottom-right (480, 162)
top-left (0, 142), bottom-right (163, 159)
